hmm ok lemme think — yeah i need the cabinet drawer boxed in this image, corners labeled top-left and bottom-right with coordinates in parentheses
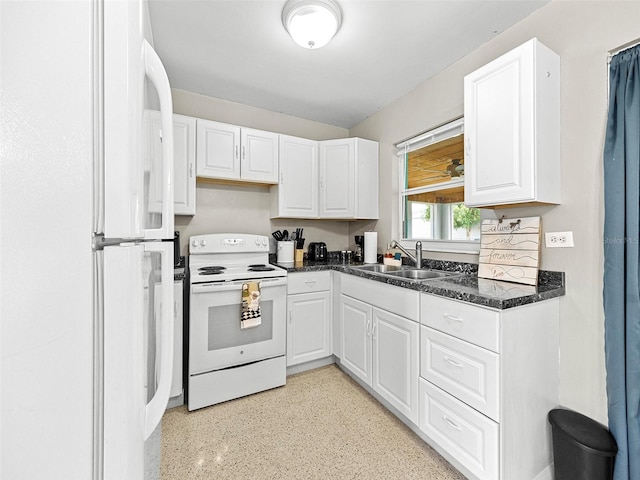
top-left (288, 271), bottom-right (331, 295)
top-left (419, 379), bottom-right (499, 480)
top-left (342, 274), bottom-right (419, 322)
top-left (421, 294), bottom-right (499, 353)
top-left (421, 326), bottom-right (499, 422)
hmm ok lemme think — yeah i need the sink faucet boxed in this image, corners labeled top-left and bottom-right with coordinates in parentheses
top-left (389, 240), bottom-right (423, 268)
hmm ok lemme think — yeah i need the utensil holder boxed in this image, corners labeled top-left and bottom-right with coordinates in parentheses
top-left (277, 241), bottom-right (294, 264)
top-left (295, 249), bottom-right (304, 263)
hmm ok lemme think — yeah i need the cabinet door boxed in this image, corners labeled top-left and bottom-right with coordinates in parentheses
top-left (287, 291), bottom-right (331, 366)
top-left (464, 42), bottom-right (534, 206)
top-left (170, 281), bottom-right (183, 398)
top-left (273, 135), bottom-right (318, 218)
top-left (354, 138), bottom-right (379, 219)
top-left (340, 294), bottom-right (372, 385)
top-left (148, 113), bottom-right (196, 216)
top-left (241, 128), bottom-right (279, 183)
top-left (372, 308), bottom-right (419, 423)
top-left (172, 115), bottom-right (196, 215)
top-left (196, 119), bottom-right (240, 180)
top-left (319, 139), bottom-right (355, 218)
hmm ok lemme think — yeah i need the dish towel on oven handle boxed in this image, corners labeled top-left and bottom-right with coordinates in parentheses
top-left (241, 281), bottom-right (262, 329)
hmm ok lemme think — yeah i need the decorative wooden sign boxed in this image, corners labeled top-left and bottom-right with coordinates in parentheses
top-left (478, 216), bottom-right (541, 286)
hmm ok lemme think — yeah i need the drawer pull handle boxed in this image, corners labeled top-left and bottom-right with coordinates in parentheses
top-left (444, 357), bottom-right (464, 368)
top-left (443, 416), bottom-right (462, 431)
top-left (443, 313), bottom-right (463, 323)
top-left (304, 281), bottom-right (316, 287)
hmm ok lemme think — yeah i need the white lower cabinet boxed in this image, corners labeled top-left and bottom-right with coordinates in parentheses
top-left (312, 271), bottom-right (558, 480)
top-left (286, 272), bottom-right (332, 366)
top-left (169, 280), bottom-right (184, 404)
top-left (419, 293), bottom-right (560, 480)
top-left (340, 295), bottom-right (372, 384)
top-left (371, 307), bottom-right (419, 422)
top-left (339, 275), bottom-right (419, 423)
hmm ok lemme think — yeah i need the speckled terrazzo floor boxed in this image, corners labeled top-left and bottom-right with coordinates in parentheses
top-left (161, 365), bottom-right (465, 479)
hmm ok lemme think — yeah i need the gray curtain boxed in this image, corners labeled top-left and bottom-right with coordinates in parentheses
top-left (604, 44), bottom-right (640, 480)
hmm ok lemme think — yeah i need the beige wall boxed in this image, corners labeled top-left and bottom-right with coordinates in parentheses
top-left (349, 0), bottom-right (640, 423)
top-left (172, 89), bottom-right (355, 254)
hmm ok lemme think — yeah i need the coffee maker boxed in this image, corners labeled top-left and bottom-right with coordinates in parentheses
top-left (354, 235), bottom-right (364, 263)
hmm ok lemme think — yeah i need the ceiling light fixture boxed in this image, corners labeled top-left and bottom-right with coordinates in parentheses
top-left (282, 0), bottom-right (342, 49)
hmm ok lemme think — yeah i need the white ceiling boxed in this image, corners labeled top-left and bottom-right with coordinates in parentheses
top-left (148, 0), bottom-right (549, 129)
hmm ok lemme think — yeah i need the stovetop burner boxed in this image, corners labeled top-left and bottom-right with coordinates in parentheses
top-left (198, 266), bottom-right (226, 275)
top-left (248, 264), bottom-right (275, 272)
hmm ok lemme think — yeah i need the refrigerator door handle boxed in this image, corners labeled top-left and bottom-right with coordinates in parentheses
top-left (143, 40), bottom-right (174, 240)
top-left (143, 241), bottom-right (174, 439)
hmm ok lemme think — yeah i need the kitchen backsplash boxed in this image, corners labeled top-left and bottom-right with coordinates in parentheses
top-left (175, 182), bottom-right (376, 257)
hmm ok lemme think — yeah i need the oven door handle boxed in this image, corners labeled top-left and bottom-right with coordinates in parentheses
top-left (192, 277), bottom-right (287, 293)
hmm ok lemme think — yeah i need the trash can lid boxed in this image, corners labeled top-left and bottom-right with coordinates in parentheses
top-left (548, 408), bottom-right (618, 455)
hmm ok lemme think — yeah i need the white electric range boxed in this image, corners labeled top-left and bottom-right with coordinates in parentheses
top-left (187, 233), bottom-right (288, 410)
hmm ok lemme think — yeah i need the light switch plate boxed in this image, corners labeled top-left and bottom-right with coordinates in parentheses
top-left (545, 231), bottom-right (574, 248)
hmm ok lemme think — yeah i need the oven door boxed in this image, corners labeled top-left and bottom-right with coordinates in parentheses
top-left (189, 277), bottom-right (287, 374)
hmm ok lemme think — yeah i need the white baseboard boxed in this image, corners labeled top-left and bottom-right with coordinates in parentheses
top-left (286, 356), bottom-right (336, 376)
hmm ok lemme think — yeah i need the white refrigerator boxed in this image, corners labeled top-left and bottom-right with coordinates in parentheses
top-left (1, 1), bottom-right (175, 479)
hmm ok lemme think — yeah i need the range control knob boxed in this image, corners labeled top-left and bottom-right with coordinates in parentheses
top-left (255, 238), bottom-right (261, 246)
top-left (191, 239), bottom-right (198, 248)
top-left (200, 240), bottom-right (207, 247)
top-left (262, 238), bottom-right (268, 246)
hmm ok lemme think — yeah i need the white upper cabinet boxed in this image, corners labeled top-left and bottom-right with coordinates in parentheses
top-left (196, 119), bottom-right (278, 184)
top-left (463, 38), bottom-right (560, 207)
top-left (149, 113), bottom-right (196, 215)
top-left (172, 115), bottom-right (196, 215)
top-left (196, 119), bottom-right (240, 180)
top-left (271, 134), bottom-right (319, 218)
top-left (240, 127), bottom-right (279, 183)
top-left (319, 138), bottom-right (379, 219)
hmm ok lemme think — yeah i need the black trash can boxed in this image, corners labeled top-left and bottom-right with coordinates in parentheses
top-left (548, 408), bottom-right (617, 480)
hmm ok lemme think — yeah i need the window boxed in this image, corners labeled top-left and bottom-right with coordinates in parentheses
top-left (397, 118), bottom-right (480, 244)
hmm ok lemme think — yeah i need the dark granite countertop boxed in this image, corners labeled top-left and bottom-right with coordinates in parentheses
top-left (174, 256), bottom-right (186, 282)
top-left (272, 258), bottom-right (565, 310)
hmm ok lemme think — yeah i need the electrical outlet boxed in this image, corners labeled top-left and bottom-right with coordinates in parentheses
top-left (545, 231), bottom-right (574, 248)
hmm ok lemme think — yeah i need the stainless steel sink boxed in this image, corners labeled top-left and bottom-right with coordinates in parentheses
top-left (352, 264), bottom-right (458, 281)
top-left (385, 269), bottom-right (455, 280)
top-left (353, 264), bottom-right (404, 273)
